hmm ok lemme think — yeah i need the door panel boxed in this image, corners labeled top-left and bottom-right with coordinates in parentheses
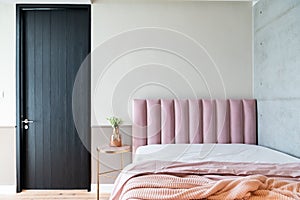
top-left (21, 7), bottom-right (91, 190)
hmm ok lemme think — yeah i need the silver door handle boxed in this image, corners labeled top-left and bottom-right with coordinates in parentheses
top-left (22, 119), bottom-right (34, 124)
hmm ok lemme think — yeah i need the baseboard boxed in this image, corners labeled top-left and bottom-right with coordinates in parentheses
top-left (91, 184), bottom-right (114, 193)
top-left (0, 185), bottom-right (16, 194)
top-left (0, 184), bottom-right (112, 194)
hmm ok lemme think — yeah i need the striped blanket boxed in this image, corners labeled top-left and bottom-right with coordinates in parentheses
top-left (111, 161), bottom-right (300, 200)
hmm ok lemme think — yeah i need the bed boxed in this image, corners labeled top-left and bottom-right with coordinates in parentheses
top-left (111, 99), bottom-right (300, 200)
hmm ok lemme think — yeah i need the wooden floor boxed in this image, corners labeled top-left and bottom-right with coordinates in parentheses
top-left (0, 190), bottom-right (110, 200)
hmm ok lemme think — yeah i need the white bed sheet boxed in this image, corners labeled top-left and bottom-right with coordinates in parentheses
top-left (134, 144), bottom-right (300, 164)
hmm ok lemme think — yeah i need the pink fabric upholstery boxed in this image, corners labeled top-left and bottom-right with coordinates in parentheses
top-left (174, 100), bottom-right (189, 143)
top-left (243, 100), bottom-right (257, 144)
top-left (188, 100), bottom-right (203, 143)
top-left (203, 100), bottom-right (217, 143)
top-left (132, 100), bottom-right (147, 153)
top-left (230, 100), bottom-right (244, 143)
top-left (161, 100), bottom-right (175, 144)
top-left (146, 99), bottom-right (161, 145)
top-left (132, 99), bottom-right (257, 153)
top-left (216, 100), bottom-right (230, 143)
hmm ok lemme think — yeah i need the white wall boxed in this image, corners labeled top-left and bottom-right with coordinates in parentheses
top-left (91, 1), bottom-right (253, 126)
top-left (0, 3), bottom-right (16, 127)
top-left (0, 128), bottom-right (16, 186)
top-left (91, 0), bottom-right (253, 184)
top-left (0, 3), bottom-right (16, 190)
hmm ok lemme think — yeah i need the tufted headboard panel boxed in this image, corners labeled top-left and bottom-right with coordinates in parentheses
top-left (132, 99), bottom-right (257, 153)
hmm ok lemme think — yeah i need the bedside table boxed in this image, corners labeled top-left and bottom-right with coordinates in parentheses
top-left (96, 145), bottom-right (131, 200)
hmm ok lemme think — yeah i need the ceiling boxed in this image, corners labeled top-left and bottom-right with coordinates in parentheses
top-left (0, 0), bottom-right (91, 3)
top-left (0, 0), bottom-right (257, 4)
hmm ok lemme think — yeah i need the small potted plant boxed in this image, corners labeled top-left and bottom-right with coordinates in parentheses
top-left (106, 116), bottom-right (122, 147)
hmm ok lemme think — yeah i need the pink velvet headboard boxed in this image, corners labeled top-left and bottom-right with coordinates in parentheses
top-left (132, 99), bottom-right (257, 153)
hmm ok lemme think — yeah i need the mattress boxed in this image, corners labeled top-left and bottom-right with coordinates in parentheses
top-left (134, 144), bottom-right (300, 164)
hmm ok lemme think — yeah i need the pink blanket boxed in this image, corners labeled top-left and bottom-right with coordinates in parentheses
top-left (111, 161), bottom-right (300, 200)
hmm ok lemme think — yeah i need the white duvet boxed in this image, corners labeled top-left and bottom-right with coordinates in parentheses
top-left (134, 144), bottom-right (300, 164)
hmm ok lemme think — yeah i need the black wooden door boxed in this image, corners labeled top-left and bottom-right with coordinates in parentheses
top-left (19, 6), bottom-right (91, 190)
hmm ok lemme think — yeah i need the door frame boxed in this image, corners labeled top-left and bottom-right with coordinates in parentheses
top-left (16, 4), bottom-right (91, 192)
